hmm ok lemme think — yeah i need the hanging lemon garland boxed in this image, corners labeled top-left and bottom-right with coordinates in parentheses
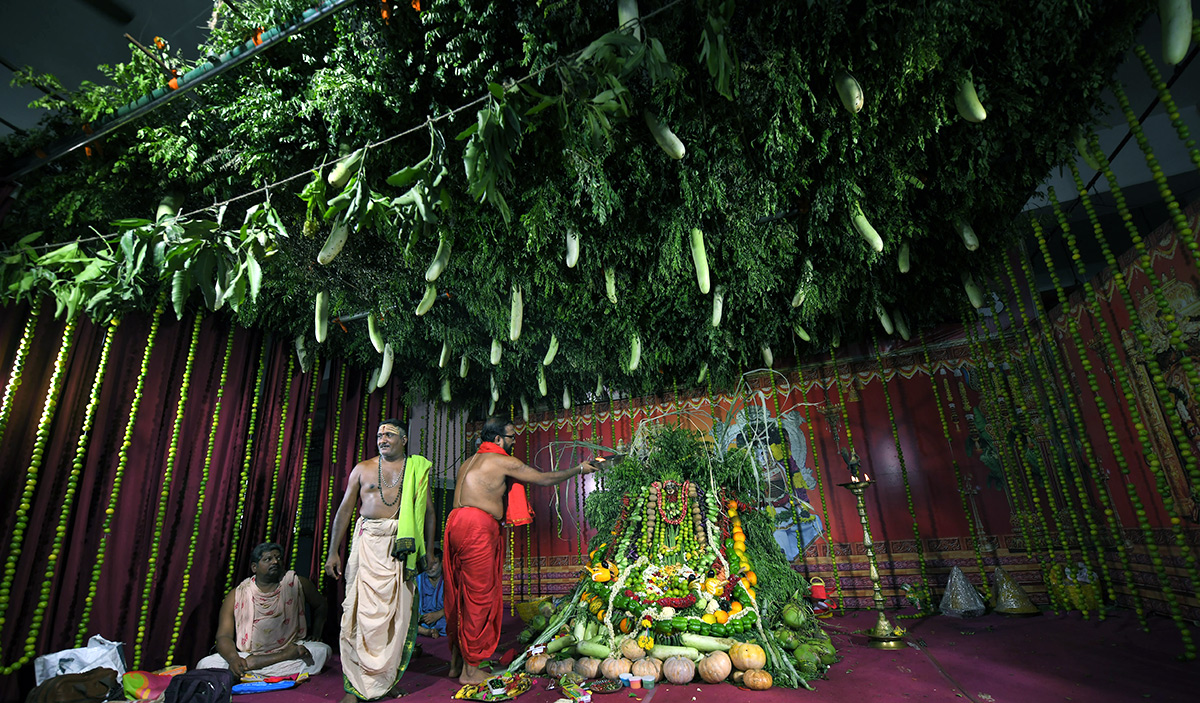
top-left (291, 353), bottom-right (321, 572)
top-left (358, 375), bottom-right (369, 461)
top-left (226, 341), bottom-right (270, 592)
top-left (166, 327), bottom-right (234, 664)
top-left (1134, 46), bottom-right (1200, 174)
top-left (0, 316), bottom-right (104, 675)
top-left (974, 297), bottom-right (1071, 613)
top-left (1050, 163), bottom-right (1150, 615)
top-left (0, 306), bottom-right (39, 450)
top-left (999, 323), bottom-right (1081, 605)
top-left (1086, 136), bottom-right (1200, 492)
top-left (1028, 219), bottom-right (1194, 653)
top-left (870, 336), bottom-right (930, 596)
top-left (265, 356), bottom-right (296, 539)
top-left (0, 316), bottom-right (77, 642)
top-left (959, 312), bottom-right (1051, 574)
top-left (918, 334), bottom-right (992, 601)
top-left (318, 363), bottom-right (349, 592)
top-left (133, 313), bottom-right (202, 669)
top-left (791, 355), bottom-right (841, 608)
top-left (76, 302), bottom-right (164, 644)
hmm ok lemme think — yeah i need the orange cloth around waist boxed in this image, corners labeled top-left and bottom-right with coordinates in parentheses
top-left (443, 506), bottom-right (503, 667)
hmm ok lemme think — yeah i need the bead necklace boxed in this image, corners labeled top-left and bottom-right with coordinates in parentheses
top-left (378, 455), bottom-right (405, 506)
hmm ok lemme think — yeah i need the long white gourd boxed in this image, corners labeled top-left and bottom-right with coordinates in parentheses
top-left (510, 284), bottom-right (523, 341)
top-left (315, 291), bottom-right (329, 343)
top-left (954, 78), bottom-right (987, 122)
top-left (377, 342), bottom-right (395, 386)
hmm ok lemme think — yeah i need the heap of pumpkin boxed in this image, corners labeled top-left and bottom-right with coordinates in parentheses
top-left (513, 464), bottom-right (833, 687)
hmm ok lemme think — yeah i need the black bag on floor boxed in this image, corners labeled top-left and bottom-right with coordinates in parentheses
top-left (162, 669), bottom-right (234, 703)
top-left (25, 667), bottom-right (121, 703)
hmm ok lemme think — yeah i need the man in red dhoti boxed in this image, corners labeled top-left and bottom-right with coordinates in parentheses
top-left (444, 417), bottom-right (599, 685)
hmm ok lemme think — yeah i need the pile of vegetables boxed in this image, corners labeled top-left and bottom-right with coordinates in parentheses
top-left (512, 424), bottom-right (834, 689)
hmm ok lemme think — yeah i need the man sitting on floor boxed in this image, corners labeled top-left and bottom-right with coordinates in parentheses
top-left (416, 548), bottom-right (446, 638)
top-left (198, 542), bottom-right (330, 678)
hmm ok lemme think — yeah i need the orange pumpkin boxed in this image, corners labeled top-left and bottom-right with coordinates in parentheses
top-left (697, 651), bottom-right (732, 683)
top-left (729, 642), bottom-right (766, 671)
top-left (743, 668), bottom-right (773, 690)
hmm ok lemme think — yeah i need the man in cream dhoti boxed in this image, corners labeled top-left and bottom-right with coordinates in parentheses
top-left (325, 419), bottom-right (434, 702)
top-left (200, 542), bottom-right (330, 677)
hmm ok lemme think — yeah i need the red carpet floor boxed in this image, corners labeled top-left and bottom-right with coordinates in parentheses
top-left (236, 608), bottom-right (1197, 702)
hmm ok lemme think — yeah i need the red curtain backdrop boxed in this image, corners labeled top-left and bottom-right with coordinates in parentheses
top-left (0, 302), bottom-right (404, 699)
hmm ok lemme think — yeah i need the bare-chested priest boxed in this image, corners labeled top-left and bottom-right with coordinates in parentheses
top-left (443, 417), bottom-right (601, 685)
top-left (324, 419), bottom-right (434, 702)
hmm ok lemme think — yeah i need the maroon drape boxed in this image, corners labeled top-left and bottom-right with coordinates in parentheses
top-left (0, 301), bottom-right (389, 699)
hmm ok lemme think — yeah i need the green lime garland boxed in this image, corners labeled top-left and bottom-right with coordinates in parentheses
top-left (1086, 135), bottom-right (1200, 493)
top-left (1066, 155), bottom-right (1178, 621)
top-left (265, 356), bottom-right (296, 539)
top-left (794, 358), bottom-right (841, 606)
top-left (0, 317), bottom-right (100, 675)
top-left (133, 313), bottom-right (202, 669)
top-left (291, 354), bottom-right (321, 572)
top-left (226, 341), bottom-right (270, 592)
top-left (1032, 226), bottom-right (1190, 652)
top-left (1110, 79), bottom-right (1200, 494)
top-left (1026, 221), bottom-right (1194, 653)
top-left (0, 317), bottom-right (76, 639)
top-left (1006, 216), bottom-right (1102, 617)
top-left (358, 377), bottom-right (370, 461)
top-left (1134, 46), bottom-right (1200, 174)
top-left (166, 326), bottom-right (234, 664)
top-left (959, 311), bottom-right (1057, 592)
top-left (919, 334), bottom-right (992, 601)
top-left (0, 306), bottom-right (39, 451)
top-left (76, 302), bottom-right (165, 644)
top-left (870, 335), bottom-right (930, 598)
top-left (975, 300), bottom-right (1072, 613)
top-left (318, 362), bottom-right (349, 592)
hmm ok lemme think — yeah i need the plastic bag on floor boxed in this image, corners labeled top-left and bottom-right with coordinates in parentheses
top-left (33, 635), bottom-right (127, 686)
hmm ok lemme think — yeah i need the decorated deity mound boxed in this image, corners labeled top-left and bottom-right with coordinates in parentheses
top-left (512, 424), bottom-right (840, 689)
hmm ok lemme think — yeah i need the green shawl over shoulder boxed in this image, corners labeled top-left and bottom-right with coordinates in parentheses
top-left (397, 454), bottom-right (432, 572)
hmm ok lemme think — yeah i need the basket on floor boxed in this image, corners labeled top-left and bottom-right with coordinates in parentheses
top-left (516, 597), bottom-right (551, 623)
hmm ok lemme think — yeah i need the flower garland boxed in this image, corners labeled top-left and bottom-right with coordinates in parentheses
top-left (1085, 135), bottom-right (1200, 492)
top-left (318, 363), bottom-right (349, 593)
top-left (226, 341), bottom-right (270, 592)
top-left (792, 355), bottom-right (840, 608)
top-left (76, 302), bottom-right (164, 644)
top-left (0, 316), bottom-right (98, 675)
top-left (133, 313), bottom-right (202, 669)
top-left (265, 356), bottom-right (296, 539)
top-left (166, 326), bottom-right (234, 663)
top-left (1031, 217), bottom-right (1196, 657)
top-left (959, 313), bottom-right (1050, 580)
top-left (291, 353), bottom-right (321, 572)
top-left (1134, 45), bottom-right (1200, 176)
top-left (870, 334), bottom-right (930, 597)
top-left (919, 333), bottom-right (991, 601)
top-left (0, 306), bottom-right (38, 450)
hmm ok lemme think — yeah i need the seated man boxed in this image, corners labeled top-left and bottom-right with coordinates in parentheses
top-left (198, 542), bottom-right (330, 678)
top-left (416, 548), bottom-right (445, 638)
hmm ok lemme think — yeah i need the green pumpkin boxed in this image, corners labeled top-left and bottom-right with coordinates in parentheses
top-left (781, 603), bottom-right (806, 629)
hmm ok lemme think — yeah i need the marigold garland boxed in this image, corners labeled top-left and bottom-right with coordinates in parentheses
top-left (226, 341), bottom-right (270, 592)
top-left (0, 306), bottom-right (39, 451)
top-left (919, 333), bottom-right (991, 601)
top-left (870, 335), bottom-right (930, 597)
top-left (166, 327), bottom-right (234, 663)
top-left (265, 356), bottom-right (296, 539)
top-left (290, 354), bottom-right (321, 572)
top-left (133, 313), bottom-right (202, 669)
top-left (76, 302), bottom-right (164, 644)
top-left (0, 316), bottom-right (96, 675)
top-left (1031, 215), bottom-right (1196, 657)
